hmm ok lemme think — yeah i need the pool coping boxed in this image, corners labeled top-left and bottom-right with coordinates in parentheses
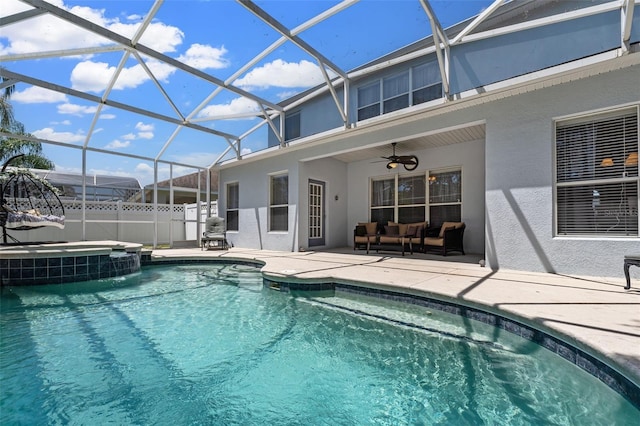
top-left (145, 247), bottom-right (640, 408)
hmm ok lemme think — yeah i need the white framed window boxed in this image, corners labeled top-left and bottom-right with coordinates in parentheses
top-left (370, 176), bottom-right (396, 224)
top-left (398, 174), bottom-right (426, 223)
top-left (555, 106), bottom-right (639, 236)
top-left (269, 173), bottom-right (288, 232)
top-left (226, 182), bottom-right (239, 231)
top-left (356, 60), bottom-right (443, 122)
top-left (357, 81), bottom-right (381, 121)
top-left (412, 61), bottom-right (442, 105)
top-left (428, 169), bottom-right (462, 228)
top-left (383, 71), bottom-right (409, 114)
top-left (370, 169), bottom-right (459, 226)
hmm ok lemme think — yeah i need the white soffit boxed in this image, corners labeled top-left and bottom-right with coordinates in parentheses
top-left (329, 124), bottom-right (486, 164)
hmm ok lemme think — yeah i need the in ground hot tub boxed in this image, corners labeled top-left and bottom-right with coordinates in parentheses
top-left (0, 241), bottom-right (144, 286)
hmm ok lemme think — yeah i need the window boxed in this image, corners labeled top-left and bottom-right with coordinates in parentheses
top-left (383, 71), bottom-right (409, 114)
top-left (356, 60), bottom-right (442, 122)
top-left (398, 175), bottom-right (426, 223)
top-left (370, 177), bottom-right (395, 224)
top-left (412, 61), bottom-right (442, 105)
top-left (269, 174), bottom-right (288, 231)
top-left (285, 112), bottom-right (300, 141)
top-left (555, 107), bottom-right (639, 236)
top-left (226, 182), bottom-right (239, 231)
top-left (370, 171), bottom-right (458, 226)
top-left (357, 82), bottom-right (380, 121)
top-left (428, 170), bottom-right (462, 228)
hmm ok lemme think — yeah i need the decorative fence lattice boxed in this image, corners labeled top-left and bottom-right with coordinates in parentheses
top-left (61, 200), bottom-right (185, 214)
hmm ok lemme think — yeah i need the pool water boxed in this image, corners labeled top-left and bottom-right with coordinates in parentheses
top-left (1, 263), bottom-right (637, 425)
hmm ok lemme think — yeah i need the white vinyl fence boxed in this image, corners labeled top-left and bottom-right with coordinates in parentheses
top-left (3, 200), bottom-right (217, 247)
top-left (184, 202), bottom-right (218, 241)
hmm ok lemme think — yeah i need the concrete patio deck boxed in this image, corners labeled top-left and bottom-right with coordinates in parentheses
top-left (149, 247), bottom-right (640, 391)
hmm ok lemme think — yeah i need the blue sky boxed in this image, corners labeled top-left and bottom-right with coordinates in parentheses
top-left (1, 0), bottom-right (493, 185)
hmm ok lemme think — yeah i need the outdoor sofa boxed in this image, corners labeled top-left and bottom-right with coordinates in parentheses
top-left (354, 221), bottom-right (427, 255)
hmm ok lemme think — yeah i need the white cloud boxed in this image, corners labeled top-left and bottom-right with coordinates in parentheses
top-left (135, 122), bottom-right (154, 132)
top-left (241, 147), bottom-right (252, 155)
top-left (235, 59), bottom-right (327, 90)
top-left (32, 127), bottom-right (85, 144)
top-left (105, 139), bottom-right (130, 149)
top-left (198, 97), bottom-right (260, 118)
top-left (177, 44), bottom-right (229, 70)
top-left (134, 122), bottom-right (154, 139)
top-left (277, 90), bottom-right (299, 100)
top-left (70, 59), bottom-right (177, 92)
top-left (11, 87), bottom-right (68, 104)
top-left (57, 103), bottom-right (98, 116)
top-left (137, 132), bottom-right (154, 140)
top-left (113, 123), bottom-right (154, 144)
top-left (99, 113), bottom-right (116, 120)
top-left (0, 1), bottom-right (183, 56)
top-left (51, 120), bottom-right (72, 125)
top-left (118, 21), bottom-right (184, 53)
top-left (135, 163), bottom-right (154, 174)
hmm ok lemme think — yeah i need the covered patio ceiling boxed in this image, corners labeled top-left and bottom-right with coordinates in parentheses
top-left (328, 123), bottom-right (486, 165)
top-left (0, 0), bottom-right (636, 176)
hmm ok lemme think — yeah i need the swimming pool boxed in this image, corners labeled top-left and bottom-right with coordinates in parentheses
top-left (1, 263), bottom-right (638, 424)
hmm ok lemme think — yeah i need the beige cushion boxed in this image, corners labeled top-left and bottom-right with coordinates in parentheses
top-left (379, 235), bottom-right (402, 244)
top-left (358, 222), bottom-right (377, 235)
top-left (424, 237), bottom-right (444, 247)
top-left (354, 235), bottom-right (375, 244)
top-left (439, 221), bottom-right (464, 238)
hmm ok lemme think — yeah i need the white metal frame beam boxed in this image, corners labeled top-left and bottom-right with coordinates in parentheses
top-left (237, 0), bottom-right (353, 131)
top-left (450, 0), bottom-right (505, 45)
top-left (420, 0), bottom-right (451, 98)
top-left (0, 8), bottom-right (46, 26)
top-left (622, 0), bottom-right (636, 54)
top-left (0, 69), bottom-right (238, 141)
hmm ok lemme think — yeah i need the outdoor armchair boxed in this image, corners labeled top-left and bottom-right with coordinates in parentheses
top-left (423, 221), bottom-right (465, 256)
top-left (202, 216), bottom-right (228, 250)
top-left (354, 222), bottom-right (377, 250)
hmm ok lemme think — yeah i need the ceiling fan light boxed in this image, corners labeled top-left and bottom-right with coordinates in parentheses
top-left (387, 161), bottom-right (398, 169)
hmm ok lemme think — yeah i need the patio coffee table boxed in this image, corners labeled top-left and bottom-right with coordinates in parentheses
top-left (367, 234), bottom-right (413, 256)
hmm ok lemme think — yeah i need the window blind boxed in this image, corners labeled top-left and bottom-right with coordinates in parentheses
top-left (556, 108), bottom-right (639, 236)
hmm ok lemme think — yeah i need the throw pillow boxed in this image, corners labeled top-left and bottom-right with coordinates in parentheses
top-left (358, 222), bottom-right (377, 235)
top-left (384, 225), bottom-right (399, 236)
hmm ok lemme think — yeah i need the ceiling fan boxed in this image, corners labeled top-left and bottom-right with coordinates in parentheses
top-left (382, 142), bottom-right (419, 171)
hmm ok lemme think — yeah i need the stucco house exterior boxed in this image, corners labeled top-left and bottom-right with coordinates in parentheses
top-left (216, 0), bottom-right (639, 279)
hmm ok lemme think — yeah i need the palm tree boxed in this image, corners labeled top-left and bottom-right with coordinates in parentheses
top-left (1, 123), bottom-right (55, 170)
top-left (0, 74), bottom-right (15, 130)
top-left (1, 68), bottom-right (54, 170)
